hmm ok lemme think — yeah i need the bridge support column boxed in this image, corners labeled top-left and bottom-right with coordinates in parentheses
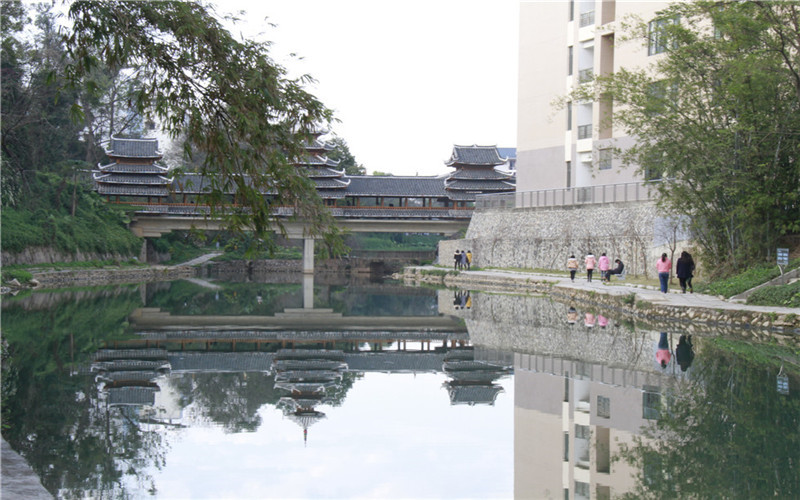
top-left (302, 274), bottom-right (314, 309)
top-left (303, 238), bottom-right (315, 274)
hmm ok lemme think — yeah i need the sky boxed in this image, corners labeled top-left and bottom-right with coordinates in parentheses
top-left (221, 0), bottom-right (520, 177)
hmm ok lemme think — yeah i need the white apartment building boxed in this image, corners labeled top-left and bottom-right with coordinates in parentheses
top-left (516, 0), bottom-right (671, 195)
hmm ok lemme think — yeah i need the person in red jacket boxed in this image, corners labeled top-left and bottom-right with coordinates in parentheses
top-left (584, 252), bottom-right (597, 282)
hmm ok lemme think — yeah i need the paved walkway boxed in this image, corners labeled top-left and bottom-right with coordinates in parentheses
top-left (1, 438), bottom-right (53, 500)
top-left (426, 267), bottom-right (800, 316)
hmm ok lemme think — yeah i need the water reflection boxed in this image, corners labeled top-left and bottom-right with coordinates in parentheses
top-left (2, 280), bottom-right (798, 499)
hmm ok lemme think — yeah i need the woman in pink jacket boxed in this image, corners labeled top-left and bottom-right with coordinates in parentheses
top-left (656, 253), bottom-right (672, 293)
top-left (584, 252), bottom-right (597, 282)
top-left (598, 252), bottom-right (610, 281)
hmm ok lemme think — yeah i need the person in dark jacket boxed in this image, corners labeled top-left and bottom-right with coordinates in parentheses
top-left (676, 251), bottom-right (695, 293)
top-left (606, 259), bottom-right (624, 280)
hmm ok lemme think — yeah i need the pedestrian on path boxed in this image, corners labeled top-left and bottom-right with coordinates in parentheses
top-left (460, 251), bottom-right (468, 270)
top-left (598, 252), bottom-right (610, 281)
top-left (585, 251), bottom-right (597, 282)
top-left (676, 251), bottom-right (695, 293)
top-left (465, 250), bottom-right (472, 270)
top-left (567, 254), bottom-right (579, 281)
top-left (656, 253), bottom-right (672, 293)
top-left (454, 250), bottom-right (461, 270)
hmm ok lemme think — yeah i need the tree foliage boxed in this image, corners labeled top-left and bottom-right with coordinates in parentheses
top-left (326, 135), bottom-right (366, 176)
top-left (576, 1), bottom-right (800, 275)
top-left (63, 0), bottom-right (339, 244)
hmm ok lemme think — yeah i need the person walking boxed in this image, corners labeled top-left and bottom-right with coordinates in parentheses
top-left (676, 251), bottom-right (695, 293)
top-left (567, 254), bottom-right (579, 282)
top-left (584, 251), bottom-right (597, 282)
top-left (656, 252), bottom-right (672, 293)
top-left (598, 252), bottom-right (610, 281)
top-left (454, 250), bottom-right (461, 270)
top-left (460, 251), bottom-right (468, 270)
top-left (466, 250), bottom-right (472, 270)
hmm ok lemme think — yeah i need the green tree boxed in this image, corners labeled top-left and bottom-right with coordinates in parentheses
top-left (327, 135), bottom-right (366, 176)
top-left (62, 1), bottom-right (340, 249)
top-left (574, 1), bottom-right (800, 275)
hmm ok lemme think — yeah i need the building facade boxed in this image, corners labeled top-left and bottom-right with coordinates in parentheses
top-left (516, 0), bottom-right (671, 196)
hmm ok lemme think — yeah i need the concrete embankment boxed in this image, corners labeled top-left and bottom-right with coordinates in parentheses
top-left (400, 267), bottom-right (800, 343)
top-left (1, 438), bottom-right (53, 500)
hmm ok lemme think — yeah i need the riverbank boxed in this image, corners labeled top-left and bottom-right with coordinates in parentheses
top-left (399, 266), bottom-right (800, 342)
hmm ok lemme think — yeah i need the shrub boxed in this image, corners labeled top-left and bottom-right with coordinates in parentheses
top-left (746, 281), bottom-right (800, 308)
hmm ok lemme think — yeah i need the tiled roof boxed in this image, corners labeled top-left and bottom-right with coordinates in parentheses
top-left (97, 184), bottom-right (170, 196)
top-left (97, 163), bottom-right (169, 174)
top-left (297, 155), bottom-right (341, 168)
top-left (496, 147), bottom-right (516, 159)
top-left (304, 167), bottom-right (348, 179)
top-left (346, 176), bottom-right (449, 197)
top-left (447, 168), bottom-right (513, 181)
top-left (106, 137), bottom-right (162, 159)
top-left (312, 178), bottom-right (350, 189)
top-left (94, 173), bottom-right (172, 185)
top-left (445, 145), bottom-right (506, 167)
top-left (106, 387), bottom-right (157, 406)
top-left (445, 179), bottom-right (516, 191)
top-left (445, 384), bottom-right (504, 405)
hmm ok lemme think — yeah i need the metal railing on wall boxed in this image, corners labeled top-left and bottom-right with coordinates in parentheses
top-left (475, 180), bottom-right (663, 210)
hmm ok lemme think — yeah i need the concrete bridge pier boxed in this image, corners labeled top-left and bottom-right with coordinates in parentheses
top-left (303, 237), bottom-right (315, 274)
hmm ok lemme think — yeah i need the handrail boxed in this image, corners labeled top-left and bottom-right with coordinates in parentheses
top-left (475, 180), bottom-right (663, 210)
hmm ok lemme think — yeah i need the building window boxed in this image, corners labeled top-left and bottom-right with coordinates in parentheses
top-left (598, 148), bottom-right (612, 170)
top-left (578, 124), bottom-right (592, 140)
top-left (568, 46), bottom-right (573, 75)
top-left (643, 385), bottom-right (661, 420)
top-left (597, 395), bottom-right (610, 418)
top-left (575, 424), bottom-right (590, 439)
top-left (566, 102), bottom-right (572, 130)
top-left (569, 0), bottom-right (574, 21)
top-left (579, 10), bottom-right (595, 28)
top-left (564, 375), bottom-right (570, 402)
top-left (563, 432), bottom-right (570, 461)
top-left (648, 17), bottom-right (678, 56)
top-left (575, 481), bottom-right (591, 499)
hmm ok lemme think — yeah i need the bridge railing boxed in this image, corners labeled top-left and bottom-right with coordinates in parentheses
top-left (112, 202), bottom-right (474, 219)
top-left (475, 180), bottom-right (663, 210)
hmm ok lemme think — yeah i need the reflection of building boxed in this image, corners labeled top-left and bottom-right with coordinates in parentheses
top-left (514, 352), bottom-right (675, 500)
top-left (273, 349), bottom-right (348, 444)
top-left (92, 348), bottom-right (170, 407)
top-left (442, 347), bottom-right (513, 406)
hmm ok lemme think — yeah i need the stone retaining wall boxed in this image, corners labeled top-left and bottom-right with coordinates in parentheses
top-left (440, 202), bottom-right (692, 279)
top-left (401, 268), bottom-right (800, 342)
top-left (31, 266), bottom-right (198, 288)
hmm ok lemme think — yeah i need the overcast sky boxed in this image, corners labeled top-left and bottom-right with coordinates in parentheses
top-left (223, 0), bottom-right (520, 177)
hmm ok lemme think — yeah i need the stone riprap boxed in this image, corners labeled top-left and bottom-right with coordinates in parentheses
top-left (440, 201), bottom-right (691, 279)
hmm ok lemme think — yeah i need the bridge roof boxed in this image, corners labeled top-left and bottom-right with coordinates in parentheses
top-left (106, 137), bottom-right (162, 159)
top-left (346, 176), bottom-right (448, 197)
top-left (445, 145), bottom-right (507, 167)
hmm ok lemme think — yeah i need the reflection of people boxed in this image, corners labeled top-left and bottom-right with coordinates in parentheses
top-left (675, 335), bottom-right (694, 371)
top-left (465, 292), bottom-right (472, 309)
top-left (585, 312), bottom-right (596, 328)
top-left (597, 314), bottom-right (608, 328)
top-left (460, 291), bottom-right (467, 309)
top-left (656, 332), bottom-right (672, 368)
top-left (567, 254), bottom-right (579, 282)
top-left (567, 306), bottom-right (578, 325)
top-left (453, 291), bottom-right (462, 309)
top-left (606, 259), bottom-right (624, 280)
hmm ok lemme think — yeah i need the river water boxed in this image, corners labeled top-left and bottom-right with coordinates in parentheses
top-left (1, 278), bottom-right (798, 499)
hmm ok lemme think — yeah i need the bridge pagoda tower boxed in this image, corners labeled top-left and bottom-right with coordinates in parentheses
top-left (444, 145), bottom-right (515, 207)
top-left (93, 137), bottom-right (172, 204)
